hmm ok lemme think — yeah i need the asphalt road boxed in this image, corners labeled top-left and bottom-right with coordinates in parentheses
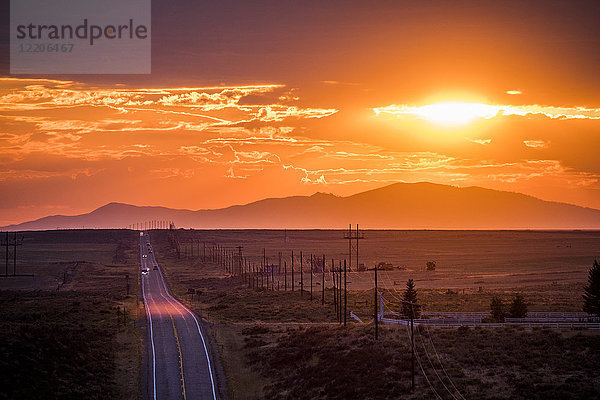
top-left (140, 232), bottom-right (217, 400)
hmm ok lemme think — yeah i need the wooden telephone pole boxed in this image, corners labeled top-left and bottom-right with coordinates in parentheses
top-left (300, 251), bottom-right (304, 297)
top-left (343, 224), bottom-right (365, 271)
top-left (399, 298), bottom-right (420, 393)
top-left (2, 232), bottom-right (25, 277)
top-left (367, 264), bottom-right (379, 339)
top-left (344, 259), bottom-right (347, 326)
top-left (310, 254), bottom-right (313, 301)
top-left (321, 254), bottom-right (325, 305)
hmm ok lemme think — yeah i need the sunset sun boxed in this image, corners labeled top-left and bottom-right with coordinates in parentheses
top-left (375, 101), bottom-right (502, 126)
top-left (413, 102), bottom-right (501, 125)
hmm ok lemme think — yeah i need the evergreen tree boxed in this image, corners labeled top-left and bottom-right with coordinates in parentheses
top-left (583, 259), bottom-right (600, 316)
top-left (509, 293), bottom-right (528, 318)
top-left (402, 279), bottom-right (420, 318)
top-left (490, 297), bottom-right (505, 322)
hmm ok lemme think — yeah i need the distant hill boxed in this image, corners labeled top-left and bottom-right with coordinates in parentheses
top-left (4, 182), bottom-right (600, 230)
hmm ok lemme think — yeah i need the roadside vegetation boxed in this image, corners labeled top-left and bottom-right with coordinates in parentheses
top-left (245, 324), bottom-right (600, 400)
top-left (0, 230), bottom-right (141, 400)
top-left (149, 229), bottom-right (600, 399)
top-left (583, 259), bottom-right (600, 316)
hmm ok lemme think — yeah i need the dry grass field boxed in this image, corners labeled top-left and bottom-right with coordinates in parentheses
top-left (170, 229), bottom-right (599, 289)
top-left (0, 230), bottom-right (141, 400)
top-left (5, 229), bottom-right (595, 399)
top-left (149, 228), bottom-right (600, 400)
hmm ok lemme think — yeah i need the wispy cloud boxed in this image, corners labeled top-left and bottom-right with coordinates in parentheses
top-left (321, 80), bottom-right (360, 86)
top-left (373, 102), bottom-right (600, 122)
top-left (466, 138), bottom-right (492, 145)
top-left (2, 77), bottom-right (600, 222)
top-left (523, 140), bottom-right (549, 149)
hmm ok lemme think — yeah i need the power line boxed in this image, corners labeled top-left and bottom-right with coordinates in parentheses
top-left (379, 272), bottom-right (465, 400)
top-left (415, 322), bottom-right (459, 400)
top-left (403, 319), bottom-right (444, 400)
top-left (422, 325), bottom-right (467, 400)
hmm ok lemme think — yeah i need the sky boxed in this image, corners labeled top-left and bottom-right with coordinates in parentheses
top-left (1, 0), bottom-right (600, 226)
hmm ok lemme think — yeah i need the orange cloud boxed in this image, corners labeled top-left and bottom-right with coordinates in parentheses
top-left (1, 77), bottom-right (600, 225)
top-left (523, 140), bottom-right (549, 149)
top-left (374, 102), bottom-right (600, 123)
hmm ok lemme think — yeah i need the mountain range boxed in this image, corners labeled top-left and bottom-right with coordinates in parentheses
top-left (4, 182), bottom-right (600, 230)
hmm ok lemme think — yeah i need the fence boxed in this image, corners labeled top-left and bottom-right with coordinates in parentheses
top-left (383, 312), bottom-right (600, 329)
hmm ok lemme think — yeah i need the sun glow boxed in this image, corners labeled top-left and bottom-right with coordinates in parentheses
top-left (374, 101), bottom-right (600, 125)
top-left (375, 102), bottom-right (502, 125)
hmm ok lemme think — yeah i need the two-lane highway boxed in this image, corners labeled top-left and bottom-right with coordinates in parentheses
top-left (140, 232), bottom-right (217, 400)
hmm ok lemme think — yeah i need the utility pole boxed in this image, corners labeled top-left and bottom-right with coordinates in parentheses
top-left (356, 224), bottom-right (359, 270)
top-left (284, 261), bottom-right (287, 291)
top-left (321, 254), bottom-right (325, 305)
top-left (399, 299), bottom-right (420, 393)
top-left (310, 254), bottom-right (313, 301)
top-left (1, 233), bottom-right (24, 277)
top-left (348, 224), bottom-right (352, 268)
top-left (411, 306), bottom-right (415, 393)
top-left (336, 261), bottom-right (341, 323)
top-left (300, 251), bottom-right (304, 297)
top-left (367, 264), bottom-right (379, 339)
top-left (344, 259), bottom-right (347, 326)
top-left (237, 246), bottom-right (243, 277)
top-left (339, 262), bottom-right (342, 324)
top-left (5, 231), bottom-right (8, 277)
top-left (291, 250), bottom-right (295, 291)
top-left (332, 265), bottom-right (337, 314)
top-left (343, 225), bottom-right (365, 272)
top-left (12, 233), bottom-right (18, 276)
top-left (270, 256), bottom-right (274, 291)
top-left (278, 252), bottom-right (282, 289)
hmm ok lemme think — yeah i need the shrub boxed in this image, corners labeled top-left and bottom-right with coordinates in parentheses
top-left (490, 297), bottom-right (505, 322)
top-left (401, 279), bottom-right (421, 318)
top-left (583, 259), bottom-right (600, 316)
top-left (509, 293), bottom-right (528, 318)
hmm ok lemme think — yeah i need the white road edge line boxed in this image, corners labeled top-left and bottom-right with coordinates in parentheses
top-left (155, 289), bottom-right (189, 398)
top-left (141, 245), bottom-right (157, 400)
top-left (156, 268), bottom-right (218, 400)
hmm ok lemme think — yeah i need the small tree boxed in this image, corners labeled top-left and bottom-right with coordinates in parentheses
top-left (402, 279), bottom-right (420, 318)
top-left (426, 261), bottom-right (436, 271)
top-left (583, 259), bottom-right (600, 316)
top-left (490, 297), bottom-right (505, 322)
top-left (509, 293), bottom-right (528, 318)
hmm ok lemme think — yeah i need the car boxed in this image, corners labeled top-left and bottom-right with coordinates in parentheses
top-left (148, 249), bottom-right (152, 253)
top-left (153, 265), bottom-right (158, 270)
top-left (141, 268), bottom-right (149, 275)
top-left (142, 254), bottom-right (147, 258)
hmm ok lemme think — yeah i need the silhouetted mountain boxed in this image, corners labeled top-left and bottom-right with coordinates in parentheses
top-left (4, 182), bottom-right (600, 230)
